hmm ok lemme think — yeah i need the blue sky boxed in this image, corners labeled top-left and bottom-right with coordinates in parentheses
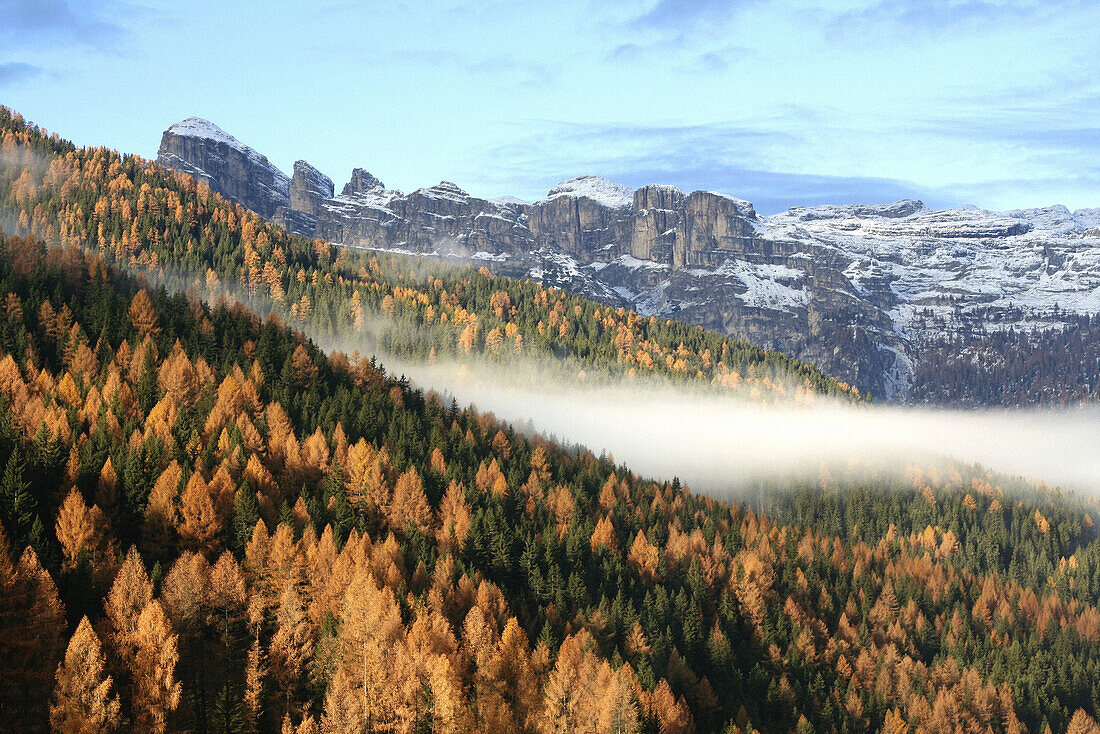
top-left (1, 0), bottom-right (1098, 213)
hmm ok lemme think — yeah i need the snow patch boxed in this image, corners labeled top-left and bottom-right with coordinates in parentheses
top-left (544, 176), bottom-right (633, 209)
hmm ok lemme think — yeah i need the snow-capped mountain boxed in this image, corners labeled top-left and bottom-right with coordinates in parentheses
top-left (156, 118), bottom-right (1100, 402)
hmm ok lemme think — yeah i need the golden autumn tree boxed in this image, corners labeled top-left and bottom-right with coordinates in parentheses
top-left (882, 708), bottom-right (908, 734)
top-left (537, 630), bottom-right (602, 734)
top-left (105, 546), bottom-right (154, 673)
top-left (270, 583), bottom-right (312, 719)
top-left (131, 600), bottom-right (181, 734)
top-left (0, 531), bottom-right (66, 732)
top-left (128, 290), bottom-right (160, 337)
top-left (50, 617), bottom-right (121, 734)
top-left (328, 569), bottom-right (409, 732)
top-left (1067, 710), bottom-right (1100, 734)
top-left (388, 467), bottom-right (433, 533)
top-left (596, 665), bottom-right (639, 734)
top-left (437, 480), bottom-right (471, 552)
top-left (55, 488), bottom-right (117, 585)
top-left (142, 461), bottom-right (182, 559)
top-left (177, 471), bottom-right (219, 553)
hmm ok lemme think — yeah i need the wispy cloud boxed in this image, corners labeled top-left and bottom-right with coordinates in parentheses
top-left (827, 0), bottom-right (1082, 35)
top-left (607, 35), bottom-right (753, 73)
top-left (0, 0), bottom-right (128, 50)
top-left (475, 120), bottom-right (941, 212)
top-left (0, 61), bottom-right (44, 85)
top-left (630, 0), bottom-right (755, 33)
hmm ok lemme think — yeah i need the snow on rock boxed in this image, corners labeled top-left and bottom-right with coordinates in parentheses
top-left (166, 117), bottom-right (243, 147)
top-left (491, 195), bottom-right (530, 206)
top-left (158, 117), bottom-right (290, 218)
top-left (544, 176), bottom-right (634, 209)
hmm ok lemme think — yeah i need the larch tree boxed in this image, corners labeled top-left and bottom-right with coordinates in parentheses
top-left (882, 708), bottom-right (908, 734)
top-left (105, 546), bottom-right (154, 676)
top-left (490, 617), bottom-right (541, 732)
top-left (596, 665), bottom-right (639, 734)
top-left (131, 600), bottom-right (181, 734)
top-left (142, 461), bottom-right (182, 559)
top-left (12, 547), bottom-right (67, 731)
top-left (269, 583), bottom-right (312, 720)
top-left (50, 617), bottom-right (121, 734)
top-left (55, 488), bottom-right (116, 584)
top-left (332, 569), bottom-right (408, 732)
top-left (537, 631), bottom-right (600, 734)
top-left (177, 471), bottom-right (220, 553)
top-left (388, 467), bottom-right (433, 533)
top-left (320, 668), bottom-right (363, 734)
top-left (159, 551), bottom-right (212, 729)
top-left (1067, 710), bottom-right (1100, 734)
top-left (128, 290), bottom-right (160, 337)
top-left (0, 530), bottom-right (63, 732)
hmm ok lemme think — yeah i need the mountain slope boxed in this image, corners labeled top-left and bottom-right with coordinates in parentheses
top-left (156, 118), bottom-right (1100, 404)
top-left (2, 106), bottom-right (861, 404)
top-left (4, 107), bottom-right (1100, 733)
top-left (3, 230), bottom-right (1100, 733)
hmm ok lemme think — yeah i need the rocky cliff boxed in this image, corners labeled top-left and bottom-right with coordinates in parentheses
top-left (155, 118), bottom-right (1100, 402)
top-left (156, 118), bottom-right (290, 219)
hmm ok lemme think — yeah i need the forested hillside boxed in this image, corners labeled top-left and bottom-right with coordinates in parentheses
top-left (0, 106), bottom-right (862, 403)
top-left (4, 226), bottom-right (1100, 733)
top-left (6, 107), bottom-right (1100, 734)
top-left (908, 310), bottom-right (1100, 407)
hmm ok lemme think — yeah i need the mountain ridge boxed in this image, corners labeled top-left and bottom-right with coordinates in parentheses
top-left (157, 118), bottom-right (1100, 403)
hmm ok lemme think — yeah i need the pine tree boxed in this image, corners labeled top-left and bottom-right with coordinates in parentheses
top-left (0, 446), bottom-right (36, 542)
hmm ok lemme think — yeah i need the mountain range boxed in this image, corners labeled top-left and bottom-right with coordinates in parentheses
top-left (157, 118), bottom-right (1100, 403)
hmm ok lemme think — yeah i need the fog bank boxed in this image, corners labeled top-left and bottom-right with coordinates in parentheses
top-left (380, 358), bottom-right (1100, 495)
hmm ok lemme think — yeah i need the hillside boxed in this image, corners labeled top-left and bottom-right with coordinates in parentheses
top-left (5, 226), bottom-right (1100, 732)
top-left (0, 107), bottom-right (861, 405)
top-left (153, 117), bottom-right (1100, 405)
top-left (6, 108), bottom-right (1100, 734)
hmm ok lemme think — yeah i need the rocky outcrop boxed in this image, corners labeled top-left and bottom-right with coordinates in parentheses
top-left (526, 177), bottom-right (634, 261)
top-left (154, 117), bottom-right (1100, 402)
top-left (342, 168), bottom-right (386, 197)
top-left (156, 118), bottom-right (289, 219)
top-left (289, 160), bottom-right (334, 217)
top-left (674, 192), bottom-right (763, 268)
top-left (631, 185), bottom-right (682, 262)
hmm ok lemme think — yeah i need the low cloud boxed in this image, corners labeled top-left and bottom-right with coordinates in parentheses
top-left (380, 356), bottom-right (1100, 496)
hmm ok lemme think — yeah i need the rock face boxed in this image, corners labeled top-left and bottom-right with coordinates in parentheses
top-left (155, 118), bottom-right (1100, 402)
top-left (156, 118), bottom-right (289, 219)
top-left (289, 160), bottom-right (334, 216)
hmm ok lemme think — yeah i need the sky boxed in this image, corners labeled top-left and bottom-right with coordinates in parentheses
top-left (2, 0), bottom-right (1099, 214)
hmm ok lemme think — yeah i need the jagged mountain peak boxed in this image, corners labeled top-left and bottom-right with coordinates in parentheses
top-left (165, 116), bottom-right (236, 143)
top-left (154, 118), bottom-right (1100, 403)
top-left (783, 199), bottom-right (925, 221)
top-left (157, 116), bottom-right (290, 218)
top-left (342, 167), bottom-right (386, 196)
